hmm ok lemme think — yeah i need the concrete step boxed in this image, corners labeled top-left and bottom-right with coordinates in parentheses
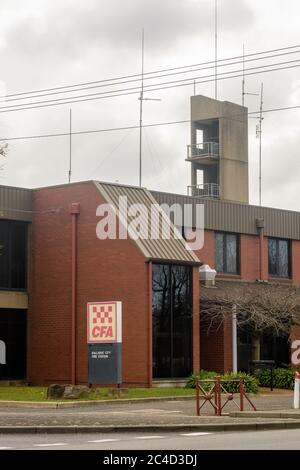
top-left (152, 379), bottom-right (187, 388)
top-left (230, 410), bottom-right (300, 419)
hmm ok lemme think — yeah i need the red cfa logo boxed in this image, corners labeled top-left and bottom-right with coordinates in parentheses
top-left (87, 302), bottom-right (117, 343)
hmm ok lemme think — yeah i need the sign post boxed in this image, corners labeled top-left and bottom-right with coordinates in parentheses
top-left (87, 301), bottom-right (122, 385)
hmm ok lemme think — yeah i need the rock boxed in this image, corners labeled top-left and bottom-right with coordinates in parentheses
top-left (47, 384), bottom-right (65, 399)
top-left (63, 385), bottom-right (92, 399)
top-left (108, 388), bottom-right (129, 398)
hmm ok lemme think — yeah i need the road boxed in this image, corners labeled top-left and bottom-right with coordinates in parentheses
top-left (0, 429), bottom-right (300, 450)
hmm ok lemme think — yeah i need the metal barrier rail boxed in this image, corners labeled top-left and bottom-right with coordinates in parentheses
top-left (195, 376), bottom-right (257, 416)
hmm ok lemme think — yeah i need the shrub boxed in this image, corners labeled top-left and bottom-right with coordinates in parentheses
top-left (254, 367), bottom-right (295, 390)
top-left (186, 370), bottom-right (217, 389)
top-left (221, 372), bottom-right (259, 394)
top-left (186, 370), bottom-right (259, 394)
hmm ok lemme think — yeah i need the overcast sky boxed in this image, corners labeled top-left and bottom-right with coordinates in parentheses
top-left (1, 0), bottom-right (300, 210)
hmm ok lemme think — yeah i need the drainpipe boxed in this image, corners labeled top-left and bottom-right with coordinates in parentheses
top-left (256, 218), bottom-right (265, 281)
top-left (232, 305), bottom-right (238, 373)
top-left (70, 203), bottom-right (80, 385)
top-left (148, 261), bottom-right (153, 388)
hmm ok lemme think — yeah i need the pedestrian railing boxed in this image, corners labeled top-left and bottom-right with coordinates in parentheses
top-left (195, 376), bottom-right (257, 416)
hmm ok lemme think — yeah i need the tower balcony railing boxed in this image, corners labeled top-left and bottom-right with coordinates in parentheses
top-left (187, 142), bottom-right (219, 161)
top-left (187, 183), bottom-right (220, 198)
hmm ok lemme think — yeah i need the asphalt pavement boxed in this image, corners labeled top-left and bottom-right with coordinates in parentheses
top-left (1, 428), bottom-right (300, 450)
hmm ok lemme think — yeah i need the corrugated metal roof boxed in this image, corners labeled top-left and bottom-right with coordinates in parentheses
top-left (151, 190), bottom-right (300, 240)
top-left (94, 181), bottom-right (200, 265)
top-left (0, 185), bottom-right (32, 222)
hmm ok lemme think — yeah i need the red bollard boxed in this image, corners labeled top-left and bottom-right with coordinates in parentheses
top-left (196, 378), bottom-right (200, 416)
top-left (214, 379), bottom-right (218, 415)
top-left (216, 376), bottom-right (222, 416)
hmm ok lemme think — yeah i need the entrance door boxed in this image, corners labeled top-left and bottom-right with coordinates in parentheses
top-left (152, 264), bottom-right (192, 378)
top-left (0, 309), bottom-right (27, 380)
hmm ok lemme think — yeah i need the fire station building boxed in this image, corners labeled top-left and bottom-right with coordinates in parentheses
top-left (1, 95), bottom-right (300, 385)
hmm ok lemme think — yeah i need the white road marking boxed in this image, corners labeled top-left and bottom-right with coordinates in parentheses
top-left (135, 435), bottom-right (165, 440)
top-left (0, 447), bottom-right (13, 450)
top-left (180, 432), bottom-right (212, 437)
top-left (110, 409), bottom-right (178, 414)
top-left (87, 439), bottom-right (119, 443)
top-left (34, 443), bottom-right (68, 447)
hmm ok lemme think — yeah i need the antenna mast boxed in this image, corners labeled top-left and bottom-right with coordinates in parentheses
top-left (242, 44), bottom-right (245, 106)
top-left (139, 28), bottom-right (144, 188)
top-left (68, 108), bottom-right (72, 184)
top-left (138, 29), bottom-right (161, 187)
top-left (214, 0), bottom-right (218, 99)
top-left (258, 83), bottom-right (264, 206)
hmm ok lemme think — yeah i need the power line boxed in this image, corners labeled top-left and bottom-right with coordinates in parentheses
top-left (2, 43), bottom-right (300, 101)
top-left (0, 59), bottom-right (300, 114)
top-left (3, 49), bottom-right (300, 104)
top-left (2, 103), bottom-right (300, 143)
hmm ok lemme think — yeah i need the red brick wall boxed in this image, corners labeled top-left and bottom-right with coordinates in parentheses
top-left (194, 230), bottom-right (215, 268)
top-left (292, 241), bottom-right (300, 285)
top-left (262, 236), bottom-right (269, 281)
top-left (240, 234), bottom-right (260, 281)
top-left (28, 182), bottom-right (201, 386)
top-left (200, 315), bottom-right (233, 373)
top-left (28, 182), bottom-right (150, 386)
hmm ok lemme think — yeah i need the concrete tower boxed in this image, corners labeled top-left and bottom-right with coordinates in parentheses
top-left (187, 95), bottom-right (249, 204)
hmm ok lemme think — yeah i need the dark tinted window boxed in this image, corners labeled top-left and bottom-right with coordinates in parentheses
top-left (0, 221), bottom-right (27, 290)
top-left (0, 309), bottom-right (27, 379)
top-left (152, 264), bottom-right (192, 378)
top-left (215, 232), bottom-right (239, 274)
top-left (268, 238), bottom-right (290, 277)
top-left (0, 222), bottom-right (10, 288)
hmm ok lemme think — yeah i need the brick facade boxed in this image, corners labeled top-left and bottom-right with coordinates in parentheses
top-left (27, 182), bottom-right (200, 385)
top-left (198, 230), bottom-right (300, 373)
top-left (28, 183), bottom-right (150, 385)
top-left (200, 315), bottom-right (233, 374)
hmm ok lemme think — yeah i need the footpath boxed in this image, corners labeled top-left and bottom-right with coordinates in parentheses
top-left (0, 391), bottom-right (299, 434)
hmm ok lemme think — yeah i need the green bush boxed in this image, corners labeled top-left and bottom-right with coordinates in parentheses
top-left (186, 370), bottom-right (259, 394)
top-left (254, 367), bottom-right (295, 390)
top-left (186, 370), bottom-right (217, 389)
top-left (221, 372), bottom-right (259, 394)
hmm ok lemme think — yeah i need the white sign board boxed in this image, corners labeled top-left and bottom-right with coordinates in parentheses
top-left (87, 301), bottom-right (122, 344)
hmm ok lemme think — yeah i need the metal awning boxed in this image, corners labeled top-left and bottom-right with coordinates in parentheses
top-left (94, 181), bottom-right (200, 265)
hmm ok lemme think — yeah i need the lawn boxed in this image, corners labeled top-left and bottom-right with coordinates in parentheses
top-left (0, 386), bottom-right (195, 402)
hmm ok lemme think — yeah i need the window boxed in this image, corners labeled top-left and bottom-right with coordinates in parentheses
top-left (0, 309), bottom-right (27, 379)
top-left (268, 238), bottom-right (290, 278)
top-left (215, 232), bottom-right (239, 274)
top-left (152, 264), bottom-right (192, 378)
top-left (0, 220), bottom-right (27, 290)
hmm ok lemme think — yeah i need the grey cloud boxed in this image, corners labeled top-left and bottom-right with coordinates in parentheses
top-left (3, 0), bottom-right (255, 60)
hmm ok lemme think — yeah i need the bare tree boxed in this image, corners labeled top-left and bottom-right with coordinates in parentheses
top-left (0, 142), bottom-right (8, 174)
top-left (0, 142), bottom-right (8, 158)
top-left (201, 282), bottom-right (300, 338)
